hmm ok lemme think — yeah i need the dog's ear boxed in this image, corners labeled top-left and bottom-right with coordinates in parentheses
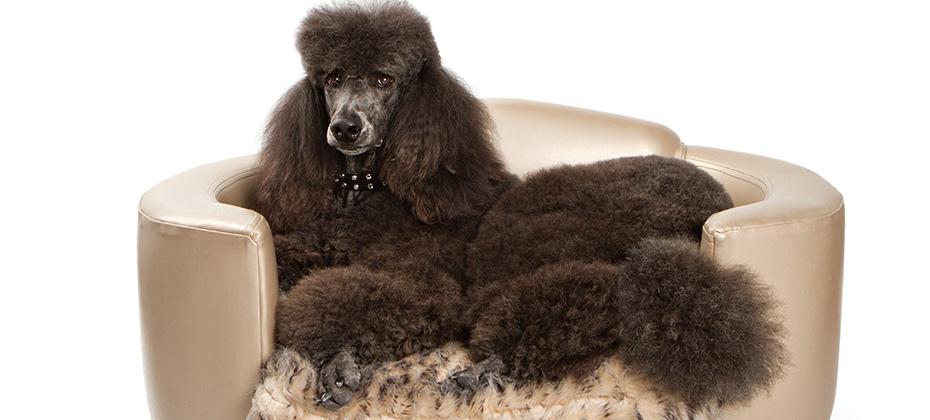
top-left (256, 77), bottom-right (341, 232)
top-left (381, 63), bottom-right (510, 224)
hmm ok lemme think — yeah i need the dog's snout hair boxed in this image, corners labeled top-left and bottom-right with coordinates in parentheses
top-left (324, 75), bottom-right (398, 155)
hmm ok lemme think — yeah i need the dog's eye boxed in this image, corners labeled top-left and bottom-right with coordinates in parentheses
top-left (376, 74), bottom-right (394, 88)
top-left (325, 73), bottom-right (341, 88)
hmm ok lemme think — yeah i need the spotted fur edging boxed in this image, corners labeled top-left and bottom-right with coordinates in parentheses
top-left (248, 343), bottom-right (720, 420)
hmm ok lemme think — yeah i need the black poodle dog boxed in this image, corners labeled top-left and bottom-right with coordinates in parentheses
top-left (256, 1), bottom-right (786, 411)
top-left (255, 2), bottom-right (512, 410)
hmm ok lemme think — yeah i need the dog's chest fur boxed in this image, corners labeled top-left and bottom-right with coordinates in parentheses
top-left (274, 191), bottom-right (481, 291)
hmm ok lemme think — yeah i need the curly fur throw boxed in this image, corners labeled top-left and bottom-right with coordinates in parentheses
top-left (248, 343), bottom-right (721, 420)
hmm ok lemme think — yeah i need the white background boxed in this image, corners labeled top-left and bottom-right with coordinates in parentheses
top-left (1, 1), bottom-right (927, 418)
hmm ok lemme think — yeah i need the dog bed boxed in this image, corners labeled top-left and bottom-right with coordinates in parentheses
top-left (248, 342), bottom-right (720, 420)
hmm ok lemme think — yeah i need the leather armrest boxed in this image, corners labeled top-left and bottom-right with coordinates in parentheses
top-left (137, 155), bottom-right (276, 420)
top-left (687, 146), bottom-right (844, 420)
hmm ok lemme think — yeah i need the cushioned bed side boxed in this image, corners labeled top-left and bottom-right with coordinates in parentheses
top-left (687, 146), bottom-right (844, 420)
top-left (484, 98), bottom-right (685, 176)
top-left (138, 155), bottom-right (277, 420)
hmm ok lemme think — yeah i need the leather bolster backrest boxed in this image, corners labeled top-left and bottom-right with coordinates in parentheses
top-left (483, 98), bottom-right (685, 177)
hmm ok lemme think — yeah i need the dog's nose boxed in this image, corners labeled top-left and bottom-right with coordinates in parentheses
top-left (330, 117), bottom-right (363, 143)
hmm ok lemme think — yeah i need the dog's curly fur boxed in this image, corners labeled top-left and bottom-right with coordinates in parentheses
top-left (256, 1), bottom-right (786, 412)
top-left (255, 1), bottom-right (512, 409)
top-left (460, 157), bottom-right (787, 406)
top-left (255, 2), bottom-right (509, 232)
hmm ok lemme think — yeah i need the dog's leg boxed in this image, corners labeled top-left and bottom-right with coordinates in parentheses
top-left (317, 349), bottom-right (361, 410)
top-left (458, 262), bottom-right (627, 389)
top-left (458, 240), bottom-right (786, 406)
top-left (276, 265), bottom-right (466, 407)
top-left (439, 354), bottom-right (505, 395)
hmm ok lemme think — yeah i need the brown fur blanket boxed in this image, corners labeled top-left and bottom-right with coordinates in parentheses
top-left (248, 343), bottom-right (721, 420)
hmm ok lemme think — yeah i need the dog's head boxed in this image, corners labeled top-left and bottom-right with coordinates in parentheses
top-left (257, 2), bottom-right (510, 231)
top-left (296, 2), bottom-right (438, 156)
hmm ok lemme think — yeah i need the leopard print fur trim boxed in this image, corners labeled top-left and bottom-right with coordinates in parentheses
top-left (248, 343), bottom-right (720, 420)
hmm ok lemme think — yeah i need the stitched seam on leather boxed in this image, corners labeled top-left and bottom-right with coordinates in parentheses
top-left (701, 232), bottom-right (717, 260)
top-left (256, 226), bottom-right (271, 362)
top-left (138, 207), bottom-right (261, 246)
top-left (212, 167), bottom-right (261, 202)
top-left (686, 154), bottom-right (771, 199)
top-left (685, 150), bottom-right (843, 235)
top-left (704, 198), bottom-right (844, 234)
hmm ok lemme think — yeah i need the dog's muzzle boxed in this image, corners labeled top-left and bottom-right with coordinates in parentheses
top-left (328, 112), bottom-right (382, 155)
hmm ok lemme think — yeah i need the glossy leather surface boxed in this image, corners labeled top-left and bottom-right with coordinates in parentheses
top-left (687, 145), bottom-right (843, 420)
top-left (138, 157), bottom-right (277, 420)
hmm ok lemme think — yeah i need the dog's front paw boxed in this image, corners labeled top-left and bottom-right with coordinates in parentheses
top-left (439, 369), bottom-right (480, 395)
top-left (439, 355), bottom-right (505, 395)
top-left (317, 350), bottom-right (361, 410)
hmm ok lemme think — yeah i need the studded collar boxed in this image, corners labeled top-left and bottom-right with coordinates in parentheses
top-left (335, 171), bottom-right (387, 192)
